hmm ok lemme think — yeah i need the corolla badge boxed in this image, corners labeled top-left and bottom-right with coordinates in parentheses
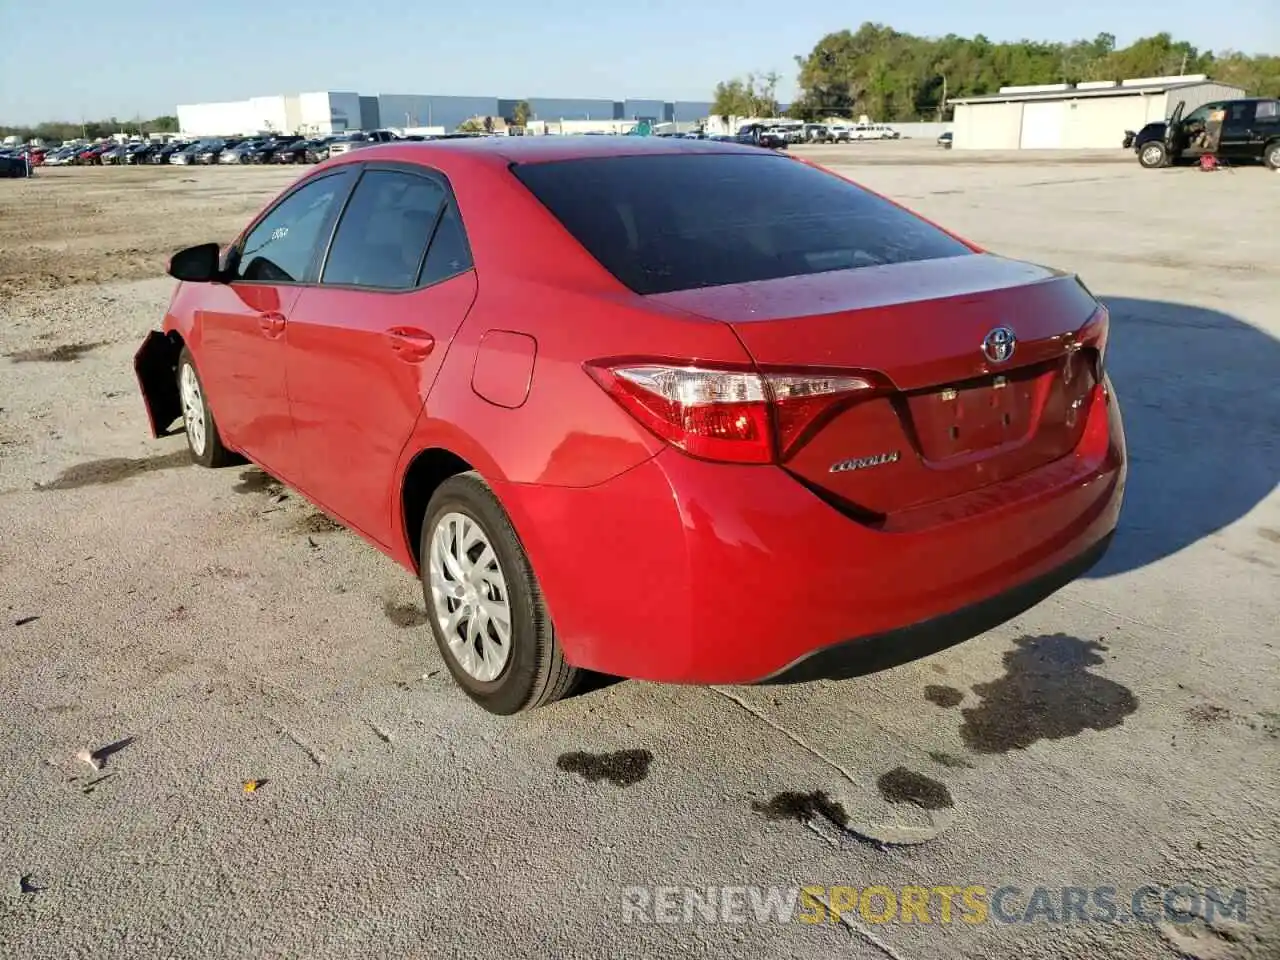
top-left (982, 325), bottom-right (1017, 364)
top-left (829, 451), bottom-right (900, 474)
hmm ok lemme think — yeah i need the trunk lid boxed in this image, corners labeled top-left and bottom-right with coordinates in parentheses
top-left (648, 254), bottom-right (1104, 518)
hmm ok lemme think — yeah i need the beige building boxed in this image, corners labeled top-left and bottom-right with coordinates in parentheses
top-left (948, 75), bottom-right (1246, 150)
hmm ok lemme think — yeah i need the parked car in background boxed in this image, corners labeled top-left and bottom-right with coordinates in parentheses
top-left (852, 123), bottom-right (901, 140)
top-left (151, 142), bottom-right (191, 164)
top-left (218, 141), bottom-right (262, 164)
top-left (1133, 97), bottom-right (1280, 169)
top-left (169, 143), bottom-right (202, 165)
top-left (723, 123), bottom-right (788, 149)
top-left (189, 139), bottom-right (238, 164)
top-left (326, 129), bottom-right (399, 157)
top-left (0, 153), bottom-right (34, 177)
top-left (249, 137), bottom-right (301, 163)
top-left (271, 139), bottom-right (319, 164)
top-left (135, 135), bottom-right (1125, 715)
top-left (937, 131), bottom-right (954, 149)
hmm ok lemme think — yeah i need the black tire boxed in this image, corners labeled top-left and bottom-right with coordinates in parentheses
top-left (176, 347), bottom-right (235, 468)
top-left (419, 471), bottom-right (579, 714)
top-left (1138, 142), bottom-right (1167, 169)
top-left (1265, 143), bottom-right (1280, 171)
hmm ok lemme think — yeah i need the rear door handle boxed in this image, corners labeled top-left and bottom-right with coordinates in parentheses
top-left (257, 311), bottom-right (286, 336)
top-left (386, 326), bottom-right (435, 363)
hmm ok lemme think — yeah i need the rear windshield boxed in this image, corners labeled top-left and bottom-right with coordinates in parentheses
top-left (511, 153), bottom-right (972, 295)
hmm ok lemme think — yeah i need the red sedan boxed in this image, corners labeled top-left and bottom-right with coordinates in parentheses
top-left (135, 136), bottom-right (1126, 714)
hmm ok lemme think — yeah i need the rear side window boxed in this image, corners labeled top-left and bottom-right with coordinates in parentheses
top-left (322, 170), bottom-right (446, 290)
top-left (512, 154), bottom-right (972, 295)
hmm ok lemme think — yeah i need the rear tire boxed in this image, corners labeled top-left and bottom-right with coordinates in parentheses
top-left (1265, 143), bottom-right (1280, 171)
top-left (420, 472), bottom-right (579, 714)
top-left (1138, 142), bottom-right (1167, 169)
top-left (177, 347), bottom-right (235, 468)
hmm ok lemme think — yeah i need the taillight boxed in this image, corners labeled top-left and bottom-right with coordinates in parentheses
top-left (585, 361), bottom-right (875, 464)
top-left (1078, 303), bottom-right (1110, 381)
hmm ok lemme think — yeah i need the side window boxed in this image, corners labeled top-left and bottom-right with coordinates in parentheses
top-left (322, 170), bottom-right (446, 290)
top-left (1256, 100), bottom-right (1279, 121)
top-left (234, 173), bottom-right (351, 283)
top-left (418, 201), bottom-right (474, 286)
top-left (1182, 104), bottom-right (1216, 125)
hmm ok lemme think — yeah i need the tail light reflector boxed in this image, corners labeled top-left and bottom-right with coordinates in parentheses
top-left (585, 361), bottom-right (876, 464)
top-left (1077, 303), bottom-right (1110, 380)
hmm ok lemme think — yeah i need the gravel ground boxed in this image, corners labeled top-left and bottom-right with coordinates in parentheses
top-left (1, 142), bottom-right (1277, 959)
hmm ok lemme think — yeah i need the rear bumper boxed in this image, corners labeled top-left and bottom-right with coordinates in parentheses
top-left (767, 529), bottom-right (1113, 684)
top-left (500, 382), bottom-right (1125, 685)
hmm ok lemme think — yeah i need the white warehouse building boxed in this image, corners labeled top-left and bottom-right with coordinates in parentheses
top-left (948, 74), bottom-right (1246, 150)
top-left (177, 92), bottom-right (367, 137)
top-left (177, 91), bottom-right (716, 138)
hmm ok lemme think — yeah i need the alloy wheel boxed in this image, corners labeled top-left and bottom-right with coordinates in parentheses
top-left (180, 363), bottom-right (206, 456)
top-left (428, 511), bottom-right (513, 682)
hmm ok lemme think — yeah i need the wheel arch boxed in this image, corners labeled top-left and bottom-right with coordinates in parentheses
top-left (398, 446), bottom-right (477, 573)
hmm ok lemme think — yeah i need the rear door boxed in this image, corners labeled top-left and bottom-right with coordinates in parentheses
top-left (1218, 100), bottom-right (1257, 161)
top-left (285, 162), bottom-right (478, 544)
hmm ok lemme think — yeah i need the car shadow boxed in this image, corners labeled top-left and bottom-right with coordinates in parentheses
top-left (1088, 295), bottom-right (1280, 577)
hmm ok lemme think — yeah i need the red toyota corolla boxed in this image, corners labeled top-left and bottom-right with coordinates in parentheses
top-left (135, 136), bottom-right (1126, 714)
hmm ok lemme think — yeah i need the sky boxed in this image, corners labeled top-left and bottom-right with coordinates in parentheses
top-left (1, 0), bottom-right (1276, 125)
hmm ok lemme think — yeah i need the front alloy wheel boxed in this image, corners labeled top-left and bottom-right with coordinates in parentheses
top-left (1139, 143), bottom-right (1167, 169)
top-left (176, 347), bottom-right (234, 467)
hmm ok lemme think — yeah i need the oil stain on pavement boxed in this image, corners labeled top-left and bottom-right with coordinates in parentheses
top-left (928, 750), bottom-right (974, 769)
top-left (233, 468), bottom-right (283, 496)
top-left (7, 341), bottom-right (107, 363)
top-left (751, 790), bottom-right (849, 828)
top-left (877, 767), bottom-right (954, 810)
top-left (556, 749), bottom-right (653, 787)
top-left (382, 601), bottom-right (428, 628)
top-left (296, 512), bottom-right (344, 534)
top-left (925, 684), bottom-right (965, 708)
top-left (34, 450), bottom-right (192, 491)
top-left (958, 634), bottom-right (1139, 754)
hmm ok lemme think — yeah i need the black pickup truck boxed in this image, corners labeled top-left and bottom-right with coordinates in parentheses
top-left (1131, 96), bottom-right (1280, 169)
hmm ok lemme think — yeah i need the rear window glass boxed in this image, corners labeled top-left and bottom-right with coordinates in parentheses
top-left (511, 153), bottom-right (972, 295)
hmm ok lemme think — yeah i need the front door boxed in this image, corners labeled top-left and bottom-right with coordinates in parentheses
top-left (198, 168), bottom-right (356, 476)
top-left (285, 164), bottom-right (479, 545)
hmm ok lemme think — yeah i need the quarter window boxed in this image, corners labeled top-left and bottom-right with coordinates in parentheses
top-left (322, 170), bottom-right (446, 290)
top-left (418, 202), bottom-right (473, 286)
top-left (234, 173), bottom-right (351, 284)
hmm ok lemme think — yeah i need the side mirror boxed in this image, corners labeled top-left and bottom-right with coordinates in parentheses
top-left (167, 242), bottom-right (224, 283)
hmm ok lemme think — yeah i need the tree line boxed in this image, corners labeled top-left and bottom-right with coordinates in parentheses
top-left (0, 115), bottom-right (180, 143)
top-left (712, 24), bottom-right (1280, 122)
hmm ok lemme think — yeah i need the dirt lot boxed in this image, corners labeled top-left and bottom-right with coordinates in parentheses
top-left (1, 142), bottom-right (1277, 959)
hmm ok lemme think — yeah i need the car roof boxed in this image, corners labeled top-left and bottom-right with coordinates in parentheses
top-left (322, 134), bottom-right (769, 170)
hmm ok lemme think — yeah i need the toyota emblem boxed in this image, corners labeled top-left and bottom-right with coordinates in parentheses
top-left (982, 326), bottom-right (1017, 364)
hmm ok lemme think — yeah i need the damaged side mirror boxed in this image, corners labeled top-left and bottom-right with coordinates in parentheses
top-left (167, 242), bottom-right (225, 283)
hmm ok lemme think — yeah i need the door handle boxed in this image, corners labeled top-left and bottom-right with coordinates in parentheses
top-left (257, 311), bottom-right (286, 336)
top-left (386, 326), bottom-right (435, 362)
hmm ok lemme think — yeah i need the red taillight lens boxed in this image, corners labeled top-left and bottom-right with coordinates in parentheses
top-left (586, 361), bottom-right (874, 464)
top-left (1078, 303), bottom-right (1110, 379)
